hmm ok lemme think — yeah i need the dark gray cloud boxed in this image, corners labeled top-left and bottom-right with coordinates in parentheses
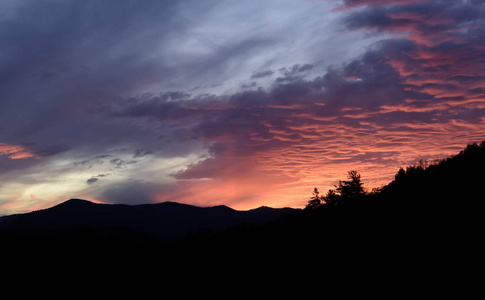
top-left (133, 149), bottom-right (153, 159)
top-left (250, 70), bottom-right (275, 79)
top-left (275, 64), bottom-right (315, 83)
top-left (343, 0), bottom-right (485, 35)
top-left (110, 158), bottom-right (137, 169)
top-left (86, 177), bottom-right (99, 185)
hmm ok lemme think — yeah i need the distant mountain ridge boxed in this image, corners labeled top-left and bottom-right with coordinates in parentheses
top-left (0, 199), bottom-right (299, 240)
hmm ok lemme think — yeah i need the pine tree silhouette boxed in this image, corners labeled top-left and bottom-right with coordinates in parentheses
top-left (336, 170), bottom-right (365, 199)
top-left (306, 187), bottom-right (323, 210)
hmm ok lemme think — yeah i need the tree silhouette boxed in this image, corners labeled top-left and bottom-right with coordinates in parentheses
top-left (322, 188), bottom-right (339, 206)
top-left (314, 170), bottom-right (366, 208)
top-left (306, 187), bottom-right (323, 210)
top-left (336, 170), bottom-right (365, 199)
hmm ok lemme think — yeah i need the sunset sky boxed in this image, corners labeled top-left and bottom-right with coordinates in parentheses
top-left (1, 0), bottom-right (485, 215)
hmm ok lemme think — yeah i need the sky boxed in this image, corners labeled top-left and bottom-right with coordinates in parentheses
top-left (1, 0), bottom-right (485, 214)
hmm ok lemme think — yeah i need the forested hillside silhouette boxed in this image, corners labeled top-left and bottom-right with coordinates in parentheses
top-left (305, 141), bottom-right (485, 213)
top-left (380, 141), bottom-right (485, 209)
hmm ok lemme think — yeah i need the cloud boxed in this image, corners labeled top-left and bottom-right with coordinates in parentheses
top-left (337, 0), bottom-right (427, 9)
top-left (275, 64), bottom-right (315, 83)
top-left (250, 70), bottom-right (275, 79)
top-left (110, 158), bottom-right (138, 169)
top-left (163, 0), bottom-right (485, 208)
top-left (1, 0), bottom-right (484, 214)
top-left (133, 149), bottom-right (153, 159)
top-left (31, 144), bottom-right (70, 157)
top-left (97, 4), bottom-right (485, 206)
top-left (0, 143), bottom-right (37, 160)
top-left (86, 177), bottom-right (99, 185)
top-left (343, 0), bottom-right (485, 44)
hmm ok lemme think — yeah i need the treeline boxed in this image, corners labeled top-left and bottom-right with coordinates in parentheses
top-left (306, 170), bottom-right (369, 210)
top-left (306, 141), bottom-right (485, 212)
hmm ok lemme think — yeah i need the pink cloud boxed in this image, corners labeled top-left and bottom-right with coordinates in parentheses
top-left (0, 143), bottom-right (37, 159)
top-left (100, 9), bottom-right (485, 208)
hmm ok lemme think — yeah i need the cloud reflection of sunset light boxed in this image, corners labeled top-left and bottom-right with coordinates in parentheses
top-left (0, 143), bottom-right (37, 160)
top-left (0, 0), bottom-right (484, 215)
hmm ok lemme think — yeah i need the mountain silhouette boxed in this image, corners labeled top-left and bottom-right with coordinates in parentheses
top-left (0, 199), bottom-right (298, 241)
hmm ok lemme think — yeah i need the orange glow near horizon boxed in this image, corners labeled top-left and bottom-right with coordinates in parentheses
top-left (155, 122), bottom-right (484, 210)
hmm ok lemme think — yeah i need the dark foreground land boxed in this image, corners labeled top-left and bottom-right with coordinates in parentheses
top-left (1, 142), bottom-right (483, 276)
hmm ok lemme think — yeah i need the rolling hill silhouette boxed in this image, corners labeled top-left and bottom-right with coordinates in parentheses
top-left (0, 199), bottom-right (298, 241)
